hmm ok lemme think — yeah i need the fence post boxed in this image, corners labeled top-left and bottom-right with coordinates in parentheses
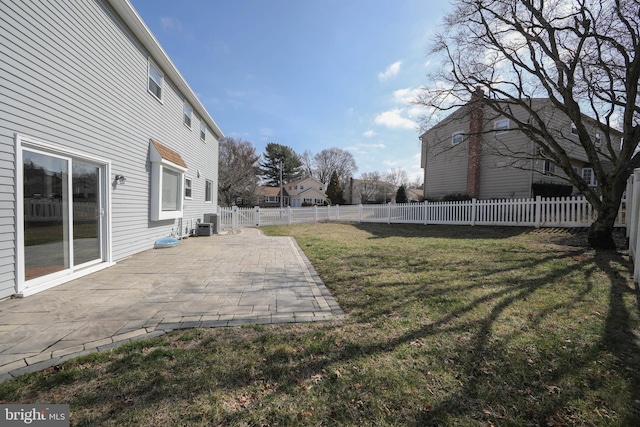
top-left (232, 206), bottom-right (238, 228)
top-left (359, 204), bottom-right (363, 223)
top-left (423, 200), bottom-right (428, 225)
top-left (388, 202), bottom-right (392, 224)
top-left (288, 206), bottom-right (292, 225)
top-left (254, 206), bottom-right (260, 226)
top-left (471, 198), bottom-right (477, 226)
top-left (314, 205), bottom-right (318, 222)
top-left (535, 195), bottom-right (542, 228)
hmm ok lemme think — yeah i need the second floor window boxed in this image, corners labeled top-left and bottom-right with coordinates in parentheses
top-left (148, 60), bottom-right (163, 100)
top-left (494, 119), bottom-right (509, 134)
top-left (543, 160), bottom-right (555, 175)
top-left (582, 167), bottom-right (597, 186)
top-left (200, 121), bottom-right (206, 141)
top-left (184, 103), bottom-right (192, 128)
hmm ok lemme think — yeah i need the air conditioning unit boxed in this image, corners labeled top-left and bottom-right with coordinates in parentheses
top-left (197, 223), bottom-right (213, 236)
top-left (203, 213), bottom-right (219, 234)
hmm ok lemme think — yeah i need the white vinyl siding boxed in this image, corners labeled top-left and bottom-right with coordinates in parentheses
top-left (0, 0), bottom-right (220, 297)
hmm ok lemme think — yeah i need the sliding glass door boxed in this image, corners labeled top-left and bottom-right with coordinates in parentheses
top-left (23, 150), bottom-right (103, 282)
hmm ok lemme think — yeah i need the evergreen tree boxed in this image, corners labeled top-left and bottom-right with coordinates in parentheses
top-left (258, 143), bottom-right (303, 186)
top-left (395, 184), bottom-right (409, 204)
top-left (326, 170), bottom-right (345, 205)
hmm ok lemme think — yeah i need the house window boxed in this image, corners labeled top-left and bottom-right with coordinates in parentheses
top-left (184, 177), bottom-right (192, 199)
top-left (543, 160), bottom-right (555, 175)
top-left (582, 167), bottom-right (597, 186)
top-left (452, 131), bottom-right (463, 145)
top-left (205, 179), bottom-right (213, 203)
top-left (183, 102), bottom-right (192, 128)
top-left (200, 121), bottom-right (206, 141)
top-left (148, 59), bottom-right (163, 100)
top-left (595, 132), bottom-right (601, 147)
top-left (162, 168), bottom-right (182, 211)
top-left (571, 124), bottom-right (579, 136)
top-left (150, 140), bottom-right (187, 221)
top-left (300, 185), bottom-right (304, 189)
top-left (494, 119), bottom-right (509, 134)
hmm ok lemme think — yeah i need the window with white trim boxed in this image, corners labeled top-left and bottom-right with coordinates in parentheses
top-left (205, 179), bottom-right (213, 203)
top-left (582, 167), bottom-right (597, 186)
top-left (184, 177), bottom-right (192, 199)
top-left (183, 102), bottom-right (192, 128)
top-left (149, 141), bottom-right (186, 221)
top-left (543, 160), bottom-right (555, 175)
top-left (494, 119), bottom-right (509, 134)
top-left (571, 124), bottom-right (579, 136)
top-left (148, 59), bottom-right (163, 100)
top-left (200, 121), bottom-right (206, 141)
top-left (452, 131), bottom-right (463, 145)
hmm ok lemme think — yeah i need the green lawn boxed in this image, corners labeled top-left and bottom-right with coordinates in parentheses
top-left (1, 223), bottom-right (639, 426)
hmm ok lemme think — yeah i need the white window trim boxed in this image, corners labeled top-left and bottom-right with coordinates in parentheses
top-left (582, 167), bottom-right (597, 186)
top-left (452, 131), bottom-right (463, 145)
top-left (147, 59), bottom-right (163, 102)
top-left (205, 179), bottom-right (213, 203)
top-left (543, 160), bottom-right (555, 175)
top-left (183, 102), bottom-right (192, 129)
top-left (200, 121), bottom-right (206, 141)
top-left (184, 177), bottom-right (193, 199)
top-left (494, 119), bottom-right (510, 134)
top-left (149, 144), bottom-right (187, 221)
top-left (14, 133), bottom-right (114, 297)
top-left (571, 123), bottom-right (579, 136)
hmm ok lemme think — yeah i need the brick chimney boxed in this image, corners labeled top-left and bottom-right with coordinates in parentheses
top-left (466, 87), bottom-right (484, 199)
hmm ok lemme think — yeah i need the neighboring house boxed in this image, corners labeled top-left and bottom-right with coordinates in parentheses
top-left (406, 188), bottom-right (424, 203)
top-left (285, 177), bottom-right (327, 207)
top-left (420, 91), bottom-right (623, 200)
top-left (252, 177), bottom-right (327, 208)
top-left (254, 186), bottom-right (290, 208)
top-left (1, 0), bottom-right (224, 298)
top-left (346, 178), bottom-right (397, 205)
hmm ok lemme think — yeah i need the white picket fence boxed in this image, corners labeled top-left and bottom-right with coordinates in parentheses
top-left (625, 169), bottom-right (640, 282)
top-left (218, 195), bottom-right (626, 229)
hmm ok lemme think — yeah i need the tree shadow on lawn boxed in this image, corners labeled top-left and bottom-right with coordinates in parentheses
top-left (353, 222), bottom-right (538, 240)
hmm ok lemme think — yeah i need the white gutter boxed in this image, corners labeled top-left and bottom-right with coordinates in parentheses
top-left (107, 0), bottom-right (225, 140)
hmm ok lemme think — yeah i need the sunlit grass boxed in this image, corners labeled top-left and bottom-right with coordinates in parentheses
top-left (1, 223), bottom-right (639, 426)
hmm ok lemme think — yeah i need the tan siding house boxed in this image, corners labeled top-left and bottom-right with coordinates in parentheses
top-left (420, 95), bottom-right (622, 200)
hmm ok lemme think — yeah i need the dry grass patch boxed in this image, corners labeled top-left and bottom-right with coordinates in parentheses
top-left (1, 223), bottom-right (639, 426)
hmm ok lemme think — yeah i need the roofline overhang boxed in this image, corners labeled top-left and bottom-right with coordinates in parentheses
top-left (107, 0), bottom-right (224, 140)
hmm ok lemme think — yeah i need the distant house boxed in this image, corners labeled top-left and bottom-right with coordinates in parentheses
top-left (406, 188), bottom-right (424, 203)
top-left (254, 186), bottom-right (289, 208)
top-left (253, 177), bottom-right (327, 208)
top-left (1, 0), bottom-right (224, 298)
top-left (346, 178), bottom-right (397, 205)
top-left (420, 92), bottom-right (623, 200)
top-left (285, 178), bottom-right (327, 207)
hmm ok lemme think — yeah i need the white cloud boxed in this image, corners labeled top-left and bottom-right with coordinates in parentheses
top-left (374, 109), bottom-right (416, 130)
top-left (159, 16), bottom-right (182, 31)
top-left (378, 61), bottom-right (402, 81)
top-left (345, 142), bottom-right (386, 154)
top-left (363, 130), bottom-right (377, 138)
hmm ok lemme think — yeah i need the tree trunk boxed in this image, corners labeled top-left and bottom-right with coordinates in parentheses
top-left (587, 200), bottom-right (619, 249)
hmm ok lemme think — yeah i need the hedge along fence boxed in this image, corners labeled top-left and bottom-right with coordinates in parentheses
top-left (218, 195), bottom-right (626, 229)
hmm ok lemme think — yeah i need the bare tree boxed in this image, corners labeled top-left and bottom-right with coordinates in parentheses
top-left (312, 147), bottom-right (358, 185)
top-left (417, 0), bottom-right (640, 248)
top-left (300, 149), bottom-right (314, 179)
top-left (384, 168), bottom-right (409, 188)
top-left (218, 137), bottom-right (260, 207)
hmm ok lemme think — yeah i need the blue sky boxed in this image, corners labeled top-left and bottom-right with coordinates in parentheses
top-left (130, 0), bottom-right (453, 183)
